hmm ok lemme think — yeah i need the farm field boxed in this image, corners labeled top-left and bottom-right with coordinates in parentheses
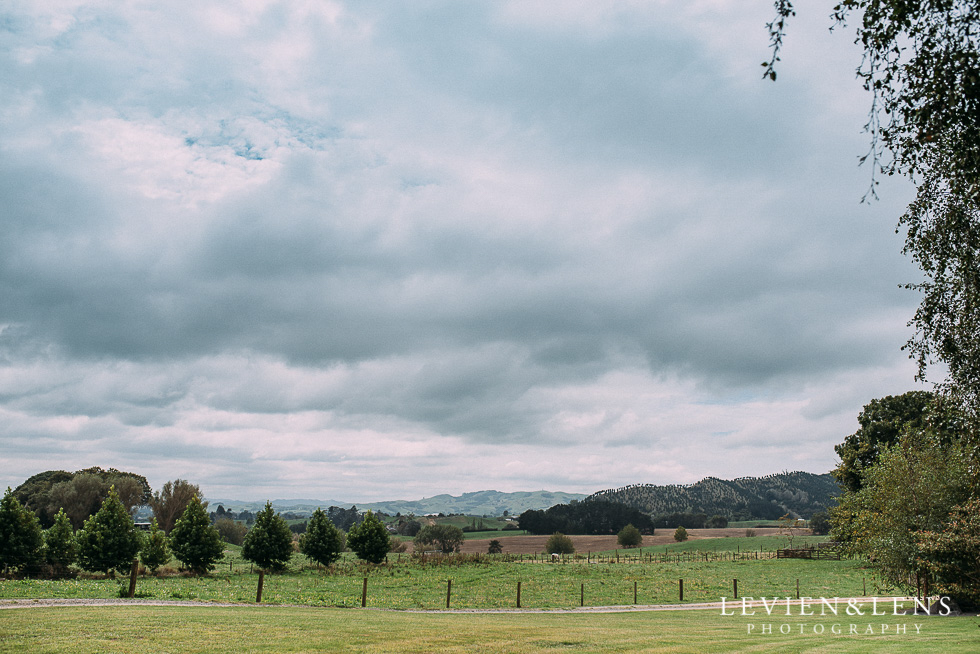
top-left (456, 528), bottom-right (812, 555)
top-left (1, 605), bottom-right (978, 653)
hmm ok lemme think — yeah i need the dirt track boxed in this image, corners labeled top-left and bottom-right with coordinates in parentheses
top-left (454, 528), bottom-right (787, 555)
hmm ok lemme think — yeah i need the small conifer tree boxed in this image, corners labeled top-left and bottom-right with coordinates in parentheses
top-left (242, 501), bottom-right (294, 571)
top-left (299, 508), bottom-right (345, 567)
top-left (346, 510), bottom-right (390, 564)
top-left (0, 487), bottom-right (44, 573)
top-left (140, 518), bottom-right (170, 572)
top-left (45, 508), bottom-right (77, 574)
top-left (76, 486), bottom-right (141, 575)
top-left (169, 496), bottom-right (224, 574)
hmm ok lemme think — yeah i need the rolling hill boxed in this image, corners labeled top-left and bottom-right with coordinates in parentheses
top-left (586, 471), bottom-right (840, 520)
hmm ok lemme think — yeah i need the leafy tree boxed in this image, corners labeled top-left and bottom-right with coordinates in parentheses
top-left (299, 508), bottom-right (345, 567)
top-left (834, 432), bottom-right (971, 595)
top-left (488, 539), bottom-right (503, 554)
top-left (214, 518), bottom-right (248, 546)
top-left (765, 2), bottom-right (980, 428)
top-left (150, 479), bottom-right (205, 534)
top-left (169, 496), bottom-right (224, 574)
top-left (832, 391), bottom-right (938, 492)
top-left (11, 470), bottom-right (73, 528)
top-left (917, 497), bottom-right (980, 609)
top-left (241, 501), bottom-right (294, 571)
top-left (414, 524), bottom-right (465, 554)
top-left (47, 474), bottom-right (108, 530)
top-left (617, 523), bottom-right (642, 549)
top-left (808, 510), bottom-right (831, 536)
top-left (396, 518), bottom-right (422, 537)
top-left (673, 526), bottom-right (688, 542)
top-left (346, 510), bottom-right (390, 564)
top-left (0, 487), bottom-right (44, 573)
top-left (76, 486), bottom-right (141, 575)
top-left (140, 518), bottom-right (170, 573)
top-left (545, 532), bottom-right (575, 555)
top-left (44, 508), bottom-right (77, 574)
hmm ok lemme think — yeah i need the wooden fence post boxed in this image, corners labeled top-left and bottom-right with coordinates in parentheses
top-left (128, 558), bottom-right (138, 598)
top-left (256, 570), bottom-right (264, 603)
top-left (679, 579), bottom-right (684, 602)
top-left (634, 581), bottom-right (638, 605)
top-left (581, 583), bottom-right (584, 607)
top-left (361, 577), bottom-right (368, 607)
top-left (446, 579), bottom-right (452, 609)
top-left (796, 579), bottom-right (800, 600)
top-left (733, 578), bottom-right (738, 599)
top-left (517, 581), bottom-right (522, 608)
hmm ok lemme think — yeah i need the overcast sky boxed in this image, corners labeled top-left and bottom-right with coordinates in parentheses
top-left (1, 1), bottom-right (926, 502)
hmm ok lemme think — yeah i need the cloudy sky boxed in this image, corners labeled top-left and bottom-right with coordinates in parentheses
top-left (1, 1), bottom-right (926, 502)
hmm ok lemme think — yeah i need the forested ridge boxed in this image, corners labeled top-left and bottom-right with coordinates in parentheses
top-left (587, 471), bottom-right (839, 520)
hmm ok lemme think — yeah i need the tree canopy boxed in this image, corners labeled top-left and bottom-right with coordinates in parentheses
top-left (766, 1), bottom-right (980, 432)
top-left (0, 487), bottom-right (44, 573)
top-left (414, 524), bottom-right (465, 554)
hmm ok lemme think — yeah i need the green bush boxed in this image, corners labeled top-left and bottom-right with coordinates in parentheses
top-left (673, 526), bottom-right (688, 542)
top-left (617, 524), bottom-right (642, 549)
top-left (545, 532), bottom-right (575, 555)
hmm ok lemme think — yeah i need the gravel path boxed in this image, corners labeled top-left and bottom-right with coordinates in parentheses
top-left (0, 597), bottom-right (909, 614)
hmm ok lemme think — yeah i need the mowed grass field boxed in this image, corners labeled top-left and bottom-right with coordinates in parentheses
top-left (1, 605), bottom-right (978, 653)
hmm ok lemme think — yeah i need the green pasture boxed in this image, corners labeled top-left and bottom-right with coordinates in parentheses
top-left (1, 548), bottom-right (881, 610)
top-left (1, 605), bottom-right (977, 653)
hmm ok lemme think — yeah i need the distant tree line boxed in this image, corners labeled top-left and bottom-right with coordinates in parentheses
top-left (518, 500), bottom-right (654, 536)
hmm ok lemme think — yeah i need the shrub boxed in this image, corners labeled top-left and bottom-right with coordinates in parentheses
top-left (744, 528), bottom-right (756, 537)
top-left (545, 532), bottom-right (575, 555)
top-left (673, 526), bottom-right (688, 542)
top-left (488, 539), bottom-right (503, 554)
top-left (617, 523), bottom-right (643, 549)
top-left (169, 496), bottom-right (224, 574)
top-left (346, 511), bottom-right (390, 564)
top-left (76, 486), bottom-right (141, 575)
top-left (242, 501), bottom-right (294, 571)
top-left (299, 508), bottom-right (345, 567)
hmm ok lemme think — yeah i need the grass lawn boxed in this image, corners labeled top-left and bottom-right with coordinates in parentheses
top-left (1, 605), bottom-right (977, 653)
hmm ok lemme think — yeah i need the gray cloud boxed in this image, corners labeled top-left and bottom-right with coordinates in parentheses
top-left (0, 1), bottom-right (927, 499)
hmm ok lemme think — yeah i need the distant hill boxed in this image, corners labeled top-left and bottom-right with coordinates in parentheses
top-left (586, 471), bottom-right (840, 520)
top-left (208, 490), bottom-right (586, 517)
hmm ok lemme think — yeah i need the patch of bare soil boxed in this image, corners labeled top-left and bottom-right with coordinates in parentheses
top-left (455, 528), bottom-right (789, 555)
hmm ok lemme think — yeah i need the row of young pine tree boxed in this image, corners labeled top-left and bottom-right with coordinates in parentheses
top-left (0, 486), bottom-right (393, 577)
